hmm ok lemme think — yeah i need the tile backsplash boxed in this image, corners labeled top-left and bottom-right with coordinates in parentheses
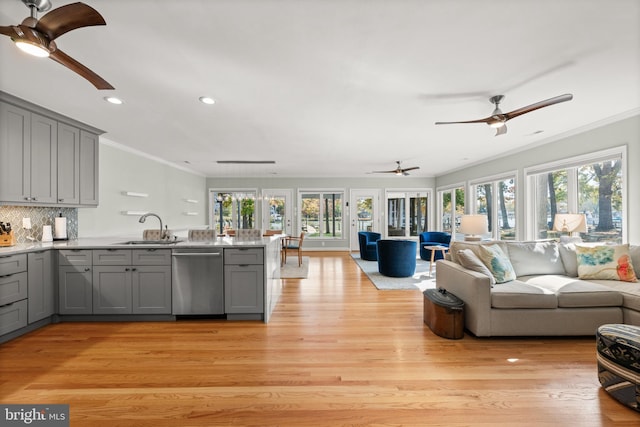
top-left (0, 206), bottom-right (78, 243)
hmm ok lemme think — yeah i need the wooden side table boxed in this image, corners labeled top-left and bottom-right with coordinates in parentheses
top-left (423, 245), bottom-right (449, 277)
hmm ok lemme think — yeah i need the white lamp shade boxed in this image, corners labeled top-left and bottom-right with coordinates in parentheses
top-left (553, 214), bottom-right (587, 233)
top-left (459, 214), bottom-right (489, 235)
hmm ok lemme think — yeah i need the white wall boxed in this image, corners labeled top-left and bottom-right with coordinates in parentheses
top-left (78, 142), bottom-right (207, 238)
top-left (435, 114), bottom-right (640, 243)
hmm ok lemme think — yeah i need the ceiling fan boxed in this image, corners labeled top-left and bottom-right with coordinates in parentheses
top-left (0, 0), bottom-right (113, 90)
top-left (435, 93), bottom-right (573, 136)
top-left (371, 161), bottom-right (419, 176)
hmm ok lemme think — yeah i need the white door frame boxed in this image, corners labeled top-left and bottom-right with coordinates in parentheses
top-left (262, 189), bottom-right (293, 235)
top-left (349, 189), bottom-right (381, 251)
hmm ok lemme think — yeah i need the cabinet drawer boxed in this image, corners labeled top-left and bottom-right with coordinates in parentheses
top-left (0, 253), bottom-right (27, 276)
top-left (93, 249), bottom-right (132, 266)
top-left (0, 299), bottom-right (28, 336)
top-left (132, 249), bottom-right (171, 265)
top-left (59, 249), bottom-right (92, 266)
top-left (0, 271), bottom-right (28, 306)
top-left (224, 248), bottom-right (264, 265)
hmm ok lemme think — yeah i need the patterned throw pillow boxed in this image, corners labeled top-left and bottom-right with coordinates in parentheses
top-left (576, 244), bottom-right (638, 282)
top-left (457, 249), bottom-right (496, 285)
top-left (477, 244), bottom-right (516, 284)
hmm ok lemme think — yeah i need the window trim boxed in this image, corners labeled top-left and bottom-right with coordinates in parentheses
top-left (523, 146), bottom-right (627, 241)
top-left (468, 171), bottom-right (518, 240)
top-left (297, 188), bottom-right (346, 240)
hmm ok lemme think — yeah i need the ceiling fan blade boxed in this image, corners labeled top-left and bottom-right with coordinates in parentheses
top-left (402, 166), bottom-right (420, 172)
top-left (35, 2), bottom-right (106, 41)
top-left (503, 94), bottom-right (573, 121)
top-left (49, 48), bottom-right (114, 90)
top-left (371, 170), bottom-right (396, 174)
top-left (495, 124), bottom-right (507, 136)
top-left (435, 117), bottom-right (492, 125)
top-left (0, 25), bottom-right (21, 38)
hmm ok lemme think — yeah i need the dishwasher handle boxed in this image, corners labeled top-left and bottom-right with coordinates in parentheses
top-left (172, 252), bottom-right (222, 257)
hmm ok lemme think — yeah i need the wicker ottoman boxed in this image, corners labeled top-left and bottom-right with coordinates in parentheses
top-left (596, 324), bottom-right (640, 412)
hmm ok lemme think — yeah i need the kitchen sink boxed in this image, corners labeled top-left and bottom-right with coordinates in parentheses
top-left (117, 240), bottom-right (183, 245)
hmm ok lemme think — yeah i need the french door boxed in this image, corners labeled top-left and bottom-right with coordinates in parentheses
top-left (262, 189), bottom-right (293, 235)
top-left (349, 189), bottom-right (380, 251)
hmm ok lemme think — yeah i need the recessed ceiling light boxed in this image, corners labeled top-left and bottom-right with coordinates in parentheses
top-left (104, 96), bottom-right (123, 105)
top-left (199, 96), bottom-right (216, 105)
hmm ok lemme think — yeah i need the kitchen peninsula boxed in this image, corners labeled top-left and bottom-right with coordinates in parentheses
top-left (0, 235), bottom-right (283, 344)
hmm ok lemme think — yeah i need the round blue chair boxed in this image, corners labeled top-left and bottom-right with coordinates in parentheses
top-left (376, 239), bottom-right (417, 277)
top-left (419, 231), bottom-right (451, 261)
top-left (358, 231), bottom-right (381, 261)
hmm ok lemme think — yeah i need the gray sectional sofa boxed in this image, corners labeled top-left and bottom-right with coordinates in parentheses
top-left (436, 240), bottom-right (640, 337)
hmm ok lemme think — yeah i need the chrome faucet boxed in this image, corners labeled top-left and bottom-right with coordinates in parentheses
top-left (139, 213), bottom-right (166, 240)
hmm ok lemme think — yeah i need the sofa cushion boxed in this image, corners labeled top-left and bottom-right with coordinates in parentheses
top-left (591, 279), bottom-right (640, 312)
top-left (456, 249), bottom-right (496, 285)
top-left (576, 244), bottom-right (638, 282)
top-left (478, 244), bottom-right (516, 284)
top-left (559, 242), bottom-right (579, 277)
top-left (491, 280), bottom-right (558, 309)
top-left (520, 275), bottom-right (623, 308)
top-left (506, 241), bottom-right (566, 277)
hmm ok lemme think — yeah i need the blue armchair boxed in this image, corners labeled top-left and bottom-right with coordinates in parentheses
top-left (376, 239), bottom-right (417, 277)
top-left (419, 231), bottom-right (452, 261)
top-left (358, 231), bottom-right (381, 261)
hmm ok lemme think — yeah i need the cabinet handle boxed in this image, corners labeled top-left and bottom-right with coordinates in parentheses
top-left (131, 268), bottom-right (137, 272)
top-left (58, 198), bottom-right (64, 202)
top-left (84, 267), bottom-right (90, 272)
top-left (32, 197), bottom-right (37, 201)
top-left (125, 268), bottom-right (130, 271)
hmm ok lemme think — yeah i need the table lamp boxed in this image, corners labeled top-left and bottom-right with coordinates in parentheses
top-left (459, 214), bottom-right (488, 241)
top-left (553, 213), bottom-right (587, 237)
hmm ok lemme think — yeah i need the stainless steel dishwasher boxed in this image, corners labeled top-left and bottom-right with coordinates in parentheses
top-left (172, 248), bottom-right (224, 315)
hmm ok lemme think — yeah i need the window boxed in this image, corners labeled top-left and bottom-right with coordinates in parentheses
top-left (438, 186), bottom-right (465, 234)
top-left (528, 149), bottom-right (624, 243)
top-left (210, 190), bottom-right (257, 234)
top-left (471, 176), bottom-right (516, 240)
top-left (386, 191), bottom-right (430, 237)
top-left (299, 191), bottom-right (343, 238)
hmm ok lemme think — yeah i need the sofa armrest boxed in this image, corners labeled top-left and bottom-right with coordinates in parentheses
top-left (435, 260), bottom-right (493, 337)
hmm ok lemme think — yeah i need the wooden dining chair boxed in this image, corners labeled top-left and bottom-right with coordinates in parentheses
top-left (283, 232), bottom-right (305, 267)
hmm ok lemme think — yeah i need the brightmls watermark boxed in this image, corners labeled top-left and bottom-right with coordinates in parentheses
top-left (1, 405), bottom-right (69, 426)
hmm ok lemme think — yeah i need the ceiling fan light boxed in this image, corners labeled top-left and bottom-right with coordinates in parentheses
top-left (489, 121), bottom-right (505, 129)
top-left (14, 40), bottom-right (49, 57)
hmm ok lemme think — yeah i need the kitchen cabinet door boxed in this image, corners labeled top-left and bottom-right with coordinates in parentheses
top-left (92, 266), bottom-right (132, 314)
top-left (132, 266), bottom-right (172, 314)
top-left (79, 130), bottom-right (99, 206)
top-left (57, 122), bottom-right (80, 204)
top-left (29, 113), bottom-right (57, 204)
top-left (58, 266), bottom-right (92, 315)
top-left (27, 251), bottom-right (55, 323)
top-left (224, 264), bottom-right (264, 314)
top-left (0, 102), bottom-right (30, 203)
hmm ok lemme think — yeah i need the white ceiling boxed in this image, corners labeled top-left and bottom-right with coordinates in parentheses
top-left (1, 0), bottom-right (639, 178)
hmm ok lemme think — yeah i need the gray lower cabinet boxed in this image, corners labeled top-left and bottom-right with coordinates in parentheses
top-left (224, 248), bottom-right (264, 314)
top-left (58, 250), bottom-right (93, 315)
top-left (92, 249), bottom-right (172, 315)
top-left (93, 266), bottom-right (132, 314)
top-left (0, 253), bottom-right (29, 335)
top-left (27, 250), bottom-right (55, 323)
top-left (132, 265), bottom-right (172, 314)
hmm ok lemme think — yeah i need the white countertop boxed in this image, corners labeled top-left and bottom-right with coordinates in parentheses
top-left (0, 235), bottom-right (281, 256)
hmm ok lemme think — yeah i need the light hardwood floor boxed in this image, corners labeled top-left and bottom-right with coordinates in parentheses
top-left (1, 252), bottom-right (638, 426)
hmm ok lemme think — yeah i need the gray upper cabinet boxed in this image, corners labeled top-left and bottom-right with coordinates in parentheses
top-left (0, 102), bottom-right (30, 203)
top-left (79, 130), bottom-right (99, 206)
top-left (30, 113), bottom-right (57, 204)
top-left (57, 123), bottom-right (80, 205)
top-left (0, 92), bottom-right (103, 207)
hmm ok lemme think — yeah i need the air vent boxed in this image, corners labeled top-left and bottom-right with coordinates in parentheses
top-left (216, 160), bottom-right (276, 164)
